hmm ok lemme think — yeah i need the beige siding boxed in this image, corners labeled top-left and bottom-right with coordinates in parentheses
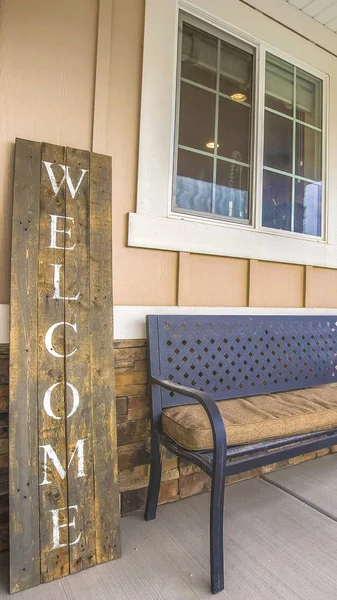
top-left (0, 0), bottom-right (336, 310)
top-left (305, 267), bottom-right (337, 308)
top-left (178, 253), bottom-right (248, 307)
top-left (249, 261), bottom-right (305, 308)
top-left (0, 0), bottom-right (98, 304)
top-left (106, 0), bottom-right (178, 306)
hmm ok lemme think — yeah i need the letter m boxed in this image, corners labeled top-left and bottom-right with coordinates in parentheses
top-left (40, 439), bottom-right (87, 486)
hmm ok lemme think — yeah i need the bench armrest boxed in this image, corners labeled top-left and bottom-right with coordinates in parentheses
top-left (151, 376), bottom-right (227, 460)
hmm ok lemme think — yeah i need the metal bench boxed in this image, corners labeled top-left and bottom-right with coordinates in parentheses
top-left (145, 315), bottom-right (337, 594)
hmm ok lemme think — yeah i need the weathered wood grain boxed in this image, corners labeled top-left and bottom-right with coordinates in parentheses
top-left (38, 142), bottom-right (69, 582)
top-left (9, 141), bottom-right (120, 590)
top-left (9, 138), bottom-right (41, 592)
top-left (64, 147), bottom-right (96, 573)
top-left (0, 387), bottom-right (8, 413)
top-left (0, 353), bottom-right (9, 385)
top-left (89, 152), bottom-right (121, 563)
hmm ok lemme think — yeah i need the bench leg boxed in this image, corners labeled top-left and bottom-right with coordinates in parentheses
top-left (210, 463), bottom-right (225, 594)
top-left (144, 430), bottom-right (162, 521)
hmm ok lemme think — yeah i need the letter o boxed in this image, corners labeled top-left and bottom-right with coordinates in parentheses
top-left (43, 382), bottom-right (80, 420)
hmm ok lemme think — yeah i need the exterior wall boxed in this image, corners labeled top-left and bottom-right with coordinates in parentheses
top-left (1, 0), bottom-right (337, 310)
top-left (1, 0), bottom-right (337, 554)
top-left (0, 0), bottom-right (98, 305)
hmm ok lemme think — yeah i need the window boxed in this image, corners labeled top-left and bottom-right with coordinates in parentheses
top-left (129, 0), bottom-right (334, 268)
top-left (173, 17), bottom-right (324, 237)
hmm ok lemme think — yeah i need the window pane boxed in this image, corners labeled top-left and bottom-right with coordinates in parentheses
top-left (265, 54), bottom-right (294, 117)
top-left (176, 149), bottom-right (213, 213)
top-left (181, 24), bottom-right (217, 89)
top-left (178, 82), bottom-right (215, 152)
top-left (295, 123), bottom-right (322, 181)
top-left (296, 69), bottom-right (322, 128)
top-left (264, 111), bottom-right (293, 173)
top-left (217, 97), bottom-right (251, 163)
top-left (175, 19), bottom-right (255, 222)
top-left (263, 55), bottom-right (323, 236)
top-left (295, 180), bottom-right (322, 236)
top-left (262, 170), bottom-right (292, 231)
top-left (220, 41), bottom-right (253, 103)
top-left (215, 161), bottom-right (249, 219)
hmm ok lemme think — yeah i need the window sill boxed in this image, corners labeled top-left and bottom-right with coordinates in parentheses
top-left (128, 211), bottom-right (336, 268)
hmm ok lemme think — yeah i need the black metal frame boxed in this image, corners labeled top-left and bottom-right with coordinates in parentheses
top-left (145, 377), bottom-right (337, 594)
top-left (144, 315), bottom-right (337, 594)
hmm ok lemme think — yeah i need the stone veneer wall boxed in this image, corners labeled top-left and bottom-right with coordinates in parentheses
top-left (0, 340), bottom-right (333, 554)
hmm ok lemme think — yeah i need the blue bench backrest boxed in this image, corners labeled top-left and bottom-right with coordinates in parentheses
top-left (147, 315), bottom-right (337, 408)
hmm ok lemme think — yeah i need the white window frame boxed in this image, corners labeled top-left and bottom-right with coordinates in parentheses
top-left (128, 0), bottom-right (335, 268)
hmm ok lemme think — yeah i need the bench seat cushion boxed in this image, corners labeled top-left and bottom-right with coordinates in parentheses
top-left (162, 383), bottom-right (337, 450)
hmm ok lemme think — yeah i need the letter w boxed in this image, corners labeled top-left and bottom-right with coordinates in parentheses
top-left (42, 161), bottom-right (88, 199)
top-left (40, 439), bottom-right (87, 486)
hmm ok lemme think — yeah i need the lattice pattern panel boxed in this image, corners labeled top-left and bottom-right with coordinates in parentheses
top-left (151, 316), bottom-right (337, 407)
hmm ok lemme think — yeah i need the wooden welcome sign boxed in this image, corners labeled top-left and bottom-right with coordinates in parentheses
top-left (9, 139), bottom-right (120, 592)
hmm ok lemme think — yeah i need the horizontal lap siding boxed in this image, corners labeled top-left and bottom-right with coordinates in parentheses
top-left (1, 0), bottom-right (337, 309)
top-left (0, 0), bottom-right (98, 305)
top-left (249, 261), bottom-right (305, 308)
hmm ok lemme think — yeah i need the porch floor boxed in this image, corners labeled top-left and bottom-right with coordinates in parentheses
top-left (2, 454), bottom-right (337, 599)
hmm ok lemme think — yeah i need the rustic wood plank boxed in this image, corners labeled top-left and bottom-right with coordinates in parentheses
top-left (0, 354), bottom-right (9, 386)
top-left (38, 142), bottom-right (69, 582)
top-left (89, 152), bottom-right (120, 563)
top-left (9, 141), bottom-right (121, 591)
top-left (64, 147), bottom-right (96, 572)
top-left (0, 387), bottom-right (8, 413)
top-left (0, 440), bottom-right (8, 456)
top-left (9, 138), bottom-right (41, 592)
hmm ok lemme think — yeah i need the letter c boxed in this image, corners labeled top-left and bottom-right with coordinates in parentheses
top-left (45, 322), bottom-right (77, 358)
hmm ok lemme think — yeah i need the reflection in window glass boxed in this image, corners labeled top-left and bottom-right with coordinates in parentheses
top-left (262, 54), bottom-right (323, 236)
top-left (178, 82), bottom-right (216, 152)
top-left (294, 180), bottom-right (322, 236)
top-left (295, 124), bottom-right (322, 181)
top-left (174, 20), bottom-right (253, 221)
top-left (174, 21), bottom-right (324, 238)
top-left (218, 97), bottom-right (251, 163)
top-left (181, 24), bottom-right (217, 89)
top-left (215, 162), bottom-right (249, 219)
top-left (265, 54), bottom-right (294, 117)
top-left (176, 149), bottom-right (213, 213)
top-left (296, 69), bottom-right (322, 128)
top-left (262, 170), bottom-right (292, 231)
top-left (264, 111), bottom-right (293, 173)
top-left (220, 41), bottom-right (253, 102)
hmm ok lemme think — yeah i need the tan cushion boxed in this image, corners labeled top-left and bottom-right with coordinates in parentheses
top-left (162, 383), bottom-right (337, 450)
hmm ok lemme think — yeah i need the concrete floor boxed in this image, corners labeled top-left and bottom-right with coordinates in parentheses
top-left (2, 455), bottom-right (337, 599)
